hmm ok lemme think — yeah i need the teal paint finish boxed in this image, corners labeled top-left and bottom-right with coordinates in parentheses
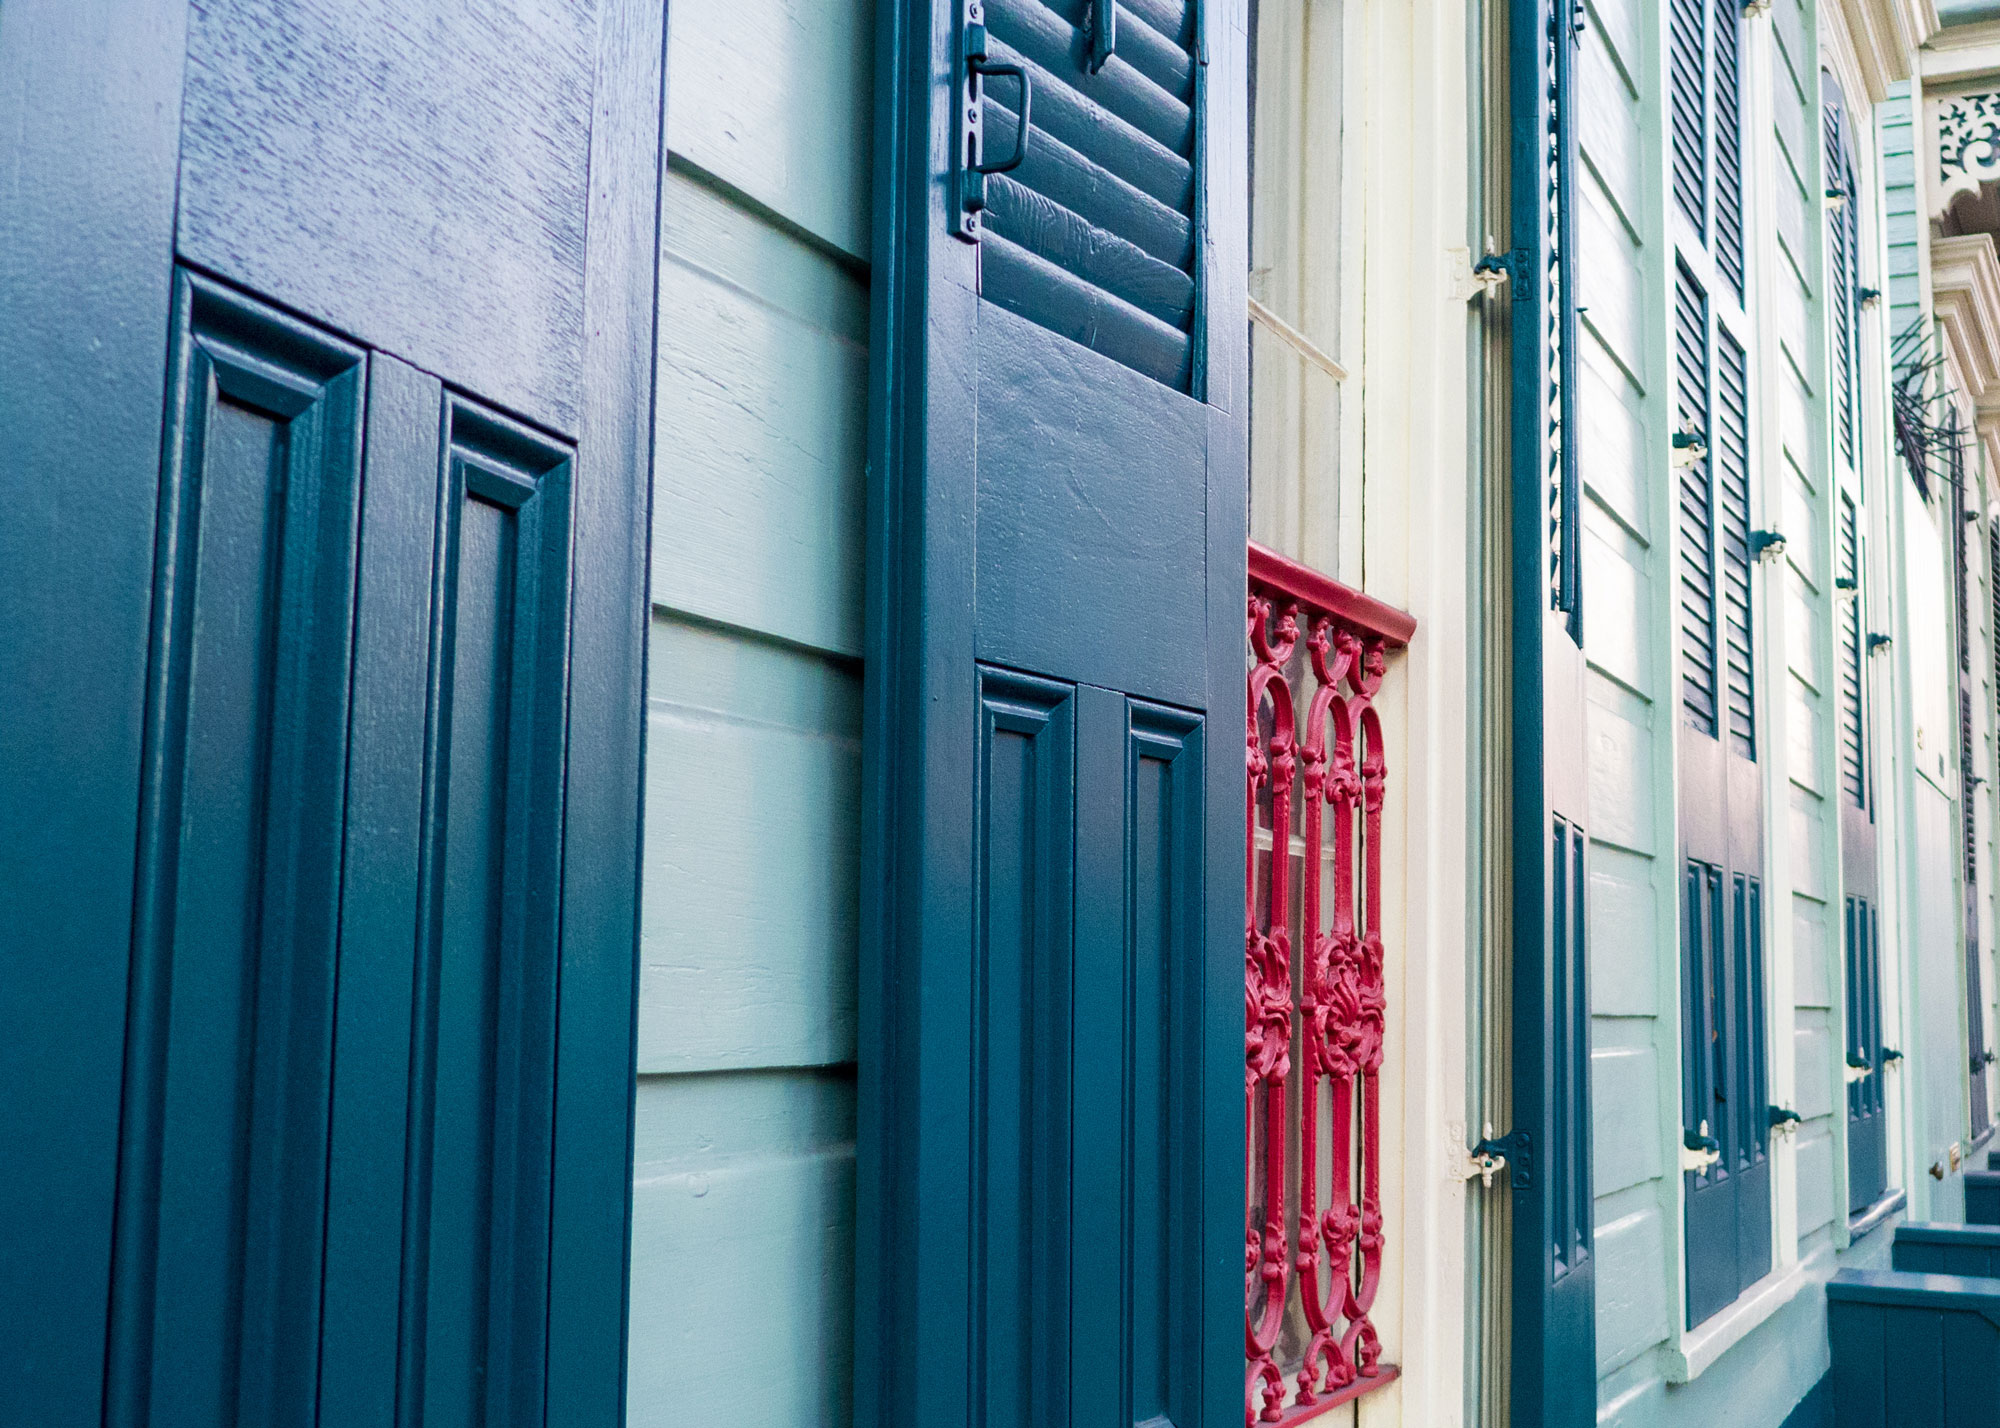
top-left (1827, 1270), bottom-right (2000, 1424)
top-left (0, 3), bottom-right (663, 1420)
top-left (1508, 0), bottom-right (1599, 1419)
top-left (856, 3), bottom-right (1246, 1425)
top-left (0, 5), bottom-right (187, 1419)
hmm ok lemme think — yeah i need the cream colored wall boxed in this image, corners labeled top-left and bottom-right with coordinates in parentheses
top-left (1249, 0), bottom-right (1479, 1423)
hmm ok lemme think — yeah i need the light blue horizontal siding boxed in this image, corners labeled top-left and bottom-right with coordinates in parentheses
top-left (633, 0), bottom-right (875, 1421)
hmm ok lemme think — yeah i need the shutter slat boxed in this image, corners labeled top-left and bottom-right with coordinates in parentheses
top-left (985, 175), bottom-right (1196, 326)
top-left (988, 0), bottom-right (1194, 154)
top-left (988, 38), bottom-right (1193, 211)
top-left (985, 97), bottom-right (1193, 267)
top-left (982, 231), bottom-right (1192, 386)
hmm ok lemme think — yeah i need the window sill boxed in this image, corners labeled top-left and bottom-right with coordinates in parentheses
top-left (1663, 1252), bottom-right (1821, 1384)
top-left (1847, 1187), bottom-right (1907, 1242)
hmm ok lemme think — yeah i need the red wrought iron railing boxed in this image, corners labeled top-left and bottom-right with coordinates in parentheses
top-left (1245, 542), bottom-right (1414, 1425)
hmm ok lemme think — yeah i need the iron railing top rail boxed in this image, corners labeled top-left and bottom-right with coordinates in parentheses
top-left (1248, 541), bottom-right (1417, 648)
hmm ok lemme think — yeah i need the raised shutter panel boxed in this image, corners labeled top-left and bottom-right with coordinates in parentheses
top-left (1669, 0), bottom-right (1706, 231)
top-left (1676, 264), bottom-right (1719, 737)
top-left (982, 0), bottom-right (1200, 389)
top-left (1839, 494), bottom-right (1867, 807)
top-left (1712, 0), bottom-right (1743, 294)
top-left (1716, 327), bottom-right (1754, 760)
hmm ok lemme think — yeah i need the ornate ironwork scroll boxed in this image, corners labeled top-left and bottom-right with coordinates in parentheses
top-left (1245, 543), bottom-right (1412, 1426)
top-left (1935, 90), bottom-right (2000, 214)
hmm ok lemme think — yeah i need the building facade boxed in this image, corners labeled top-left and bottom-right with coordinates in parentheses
top-left (5, 1), bottom-right (2000, 1426)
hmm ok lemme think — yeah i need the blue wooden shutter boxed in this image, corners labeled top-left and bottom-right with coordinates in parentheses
top-left (859, 3), bottom-right (1244, 1425)
top-left (1506, 1), bottom-right (1597, 1421)
top-left (0, 5), bottom-right (662, 1423)
top-left (1716, 328), bottom-right (1755, 760)
top-left (975, 0), bottom-right (1199, 388)
top-left (1676, 263), bottom-right (1719, 737)
top-left (1824, 81), bottom-right (1860, 470)
top-left (1840, 494), bottom-right (1868, 806)
top-left (1669, 0), bottom-right (1706, 231)
top-left (1712, 0), bottom-right (1744, 294)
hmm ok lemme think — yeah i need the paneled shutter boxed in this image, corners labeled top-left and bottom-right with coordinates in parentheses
top-left (1676, 264), bottom-right (1718, 737)
top-left (859, 4), bottom-right (1244, 1426)
top-left (1711, 0), bottom-right (1743, 295)
top-left (979, 0), bottom-right (1201, 389)
top-left (1669, 0), bottom-right (1706, 231)
top-left (1507, 1), bottom-right (1597, 1421)
top-left (1954, 439), bottom-right (1992, 1132)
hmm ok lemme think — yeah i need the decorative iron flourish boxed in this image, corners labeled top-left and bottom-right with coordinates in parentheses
top-left (1245, 544), bottom-right (1411, 1426)
top-left (1890, 316), bottom-right (1967, 503)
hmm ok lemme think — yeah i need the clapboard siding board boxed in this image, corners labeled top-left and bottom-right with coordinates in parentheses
top-left (626, 1070), bottom-right (856, 1427)
top-left (1587, 676), bottom-right (1659, 855)
top-left (639, 614), bottom-right (861, 1073)
top-left (1580, 189), bottom-right (1646, 381)
top-left (1591, 848), bottom-right (1661, 1016)
top-left (1795, 1126), bottom-right (1836, 1236)
top-left (1581, 340), bottom-right (1649, 539)
top-left (1577, 28), bottom-right (1643, 236)
top-left (1795, 1016), bottom-right (1836, 1120)
top-left (1584, 512), bottom-right (1653, 695)
top-left (1593, 1040), bottom-right (1666, 1194)
top-left (1795, 899), bottom-right (1833, 1006)
top-left (1593, 1197), bottom-right (1672, 1373)
top-left (652, 169), bottom-right (869, 658)
top-left (664, 0), bottom-right (875, 260)
top-left (634, 0), bottom-right (872, 1420)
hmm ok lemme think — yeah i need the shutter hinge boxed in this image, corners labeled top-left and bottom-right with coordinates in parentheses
top-left (1680, 1123), bottom-right (1722, 1172)
top-left (1464, 1124), bottom-right (1533, 1189)
top-left (1451, 246), bottom-right (1522, 302)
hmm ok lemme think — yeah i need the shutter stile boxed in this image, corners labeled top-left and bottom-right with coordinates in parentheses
top-left (981, 0), bottom-right (1202, 389)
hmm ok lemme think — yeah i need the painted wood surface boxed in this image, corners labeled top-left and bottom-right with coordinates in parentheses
top-left (1, 4), bottom-right (662, 1420)
top-left (631, 0), bottom-right (874, 1419)
top-left (0, 4), bottom-right (186, 1420)
top-left (179, 0), bottom-right (595, 436)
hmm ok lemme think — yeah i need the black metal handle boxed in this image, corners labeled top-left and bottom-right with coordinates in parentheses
top-left (971, 59), bottom-right (1031, 174)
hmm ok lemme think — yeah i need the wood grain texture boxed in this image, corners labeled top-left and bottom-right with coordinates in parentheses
top-left (626, 1070), bottom-right (856, 1426)
top-left (665, 0), bottom-right (875, 260)
top-left (179, 0), bottom-right (597, 435)
top-left (652, 170), bottom-right (869, 657)
top-left (638, 613), bottom-right (861, 1073)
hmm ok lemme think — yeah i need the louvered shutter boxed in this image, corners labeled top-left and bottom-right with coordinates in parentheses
top-left (1716, 329), bottom-right (1754, 758)
top-left (1669, 0), bottom-right (1706, 230)
top-left (1676, 264), bottom-right (1719, 736)
top-left (1712, 0), bottom-right (1743, 294)
top-left (981, 0), bottom-right (1200, 389)
top-left (1839, 494), bottom-right (1867, 807)
top-left (1824, 85), bottom-right (1859, 470)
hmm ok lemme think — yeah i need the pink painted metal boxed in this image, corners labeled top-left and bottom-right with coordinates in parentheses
top-left (1245, 541), bottom-right (1410, 1425)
